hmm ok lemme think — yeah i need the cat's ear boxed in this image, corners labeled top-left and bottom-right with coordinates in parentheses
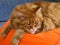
top-left (25, 3), bottom-right (39, 12)
top-left (36, 7), bottom-right (43, 19)
top-left (26, 3), bottom-right (38, 9)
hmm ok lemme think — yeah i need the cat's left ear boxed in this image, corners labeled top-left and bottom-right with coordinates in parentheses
top-left (36, 8), bottom-right (43, 19)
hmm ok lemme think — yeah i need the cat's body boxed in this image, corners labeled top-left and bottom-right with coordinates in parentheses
top-left (0, 2), bottom-right (60, 45)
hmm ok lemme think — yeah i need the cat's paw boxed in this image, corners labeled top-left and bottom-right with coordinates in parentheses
top-left (11, 38), bottom-right (19, 45)
top-left (0, 32), bottom-right (6, 38)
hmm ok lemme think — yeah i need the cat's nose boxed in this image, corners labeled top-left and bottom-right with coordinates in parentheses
top-left (29, 28), bottom-right (37, 34)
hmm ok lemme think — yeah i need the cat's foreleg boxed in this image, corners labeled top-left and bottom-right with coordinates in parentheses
top-left (11, 29), bottom-right (25, 45)
top-left (0, 24), bottom-right (12, 38)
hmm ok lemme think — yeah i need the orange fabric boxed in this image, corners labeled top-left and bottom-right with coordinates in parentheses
top-left (0, 20), bottom-right (60, 45)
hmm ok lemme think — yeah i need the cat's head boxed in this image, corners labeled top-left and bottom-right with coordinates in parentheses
top-left (10, 4), bottom-right (43, 34)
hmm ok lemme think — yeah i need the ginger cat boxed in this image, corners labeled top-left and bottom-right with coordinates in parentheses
top-left (0, 2), bottom-right (60, 45)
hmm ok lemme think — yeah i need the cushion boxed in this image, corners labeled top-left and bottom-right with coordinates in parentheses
top-left (0, 20), bottom-right (60, 45)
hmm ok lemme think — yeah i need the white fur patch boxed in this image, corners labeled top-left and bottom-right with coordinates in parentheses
top-left (30, 25), bottom-right (40, 34)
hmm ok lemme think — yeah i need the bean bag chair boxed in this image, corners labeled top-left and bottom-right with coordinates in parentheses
top-left (0, 20), bottom-right (60, 45)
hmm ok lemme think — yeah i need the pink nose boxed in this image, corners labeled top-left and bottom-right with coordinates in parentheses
top-left (29, 29), bottom-right (37, 34)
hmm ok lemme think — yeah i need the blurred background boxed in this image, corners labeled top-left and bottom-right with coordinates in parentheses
top-left (0, 0), bottom-right (59, 27)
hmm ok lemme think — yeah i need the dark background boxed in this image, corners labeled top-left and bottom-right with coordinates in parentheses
top-left (0, 0), bottom-right (59, 27)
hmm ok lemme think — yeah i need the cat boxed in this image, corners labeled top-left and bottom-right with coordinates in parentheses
top-left (0, 2), bottom-right (43, 45)
top-left (0, 2), bottom-right (60, 45)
